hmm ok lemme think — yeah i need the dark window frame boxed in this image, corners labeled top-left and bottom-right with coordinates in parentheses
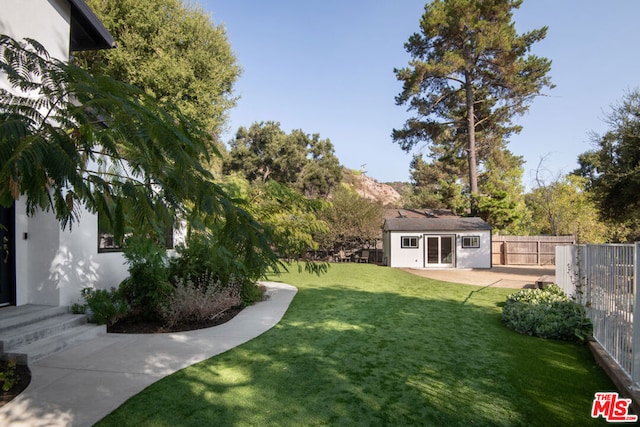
top-left (97, 216), bottom-right (174, 253)
top-left (401, 236), bottom-right (419, 249)
top-left (461, 235), bottom-right (480, 249)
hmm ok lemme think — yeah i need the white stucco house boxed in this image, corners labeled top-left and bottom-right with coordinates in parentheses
top-left (0, 0), bottom-right (129, 308)
top-left (382, 217), bottom-right (492, 269)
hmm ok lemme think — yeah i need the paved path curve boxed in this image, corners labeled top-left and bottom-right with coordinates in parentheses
top-left (0, 282), bottom-right (297, 427)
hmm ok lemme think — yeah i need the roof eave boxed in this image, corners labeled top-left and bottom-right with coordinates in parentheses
top-left (68, 0), bottom-right (115, 52)
top-left (383, 217), bottom-right (492, 232)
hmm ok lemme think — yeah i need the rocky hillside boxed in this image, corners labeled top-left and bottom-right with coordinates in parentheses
top-left (343, 169), bottom-right (404, 207)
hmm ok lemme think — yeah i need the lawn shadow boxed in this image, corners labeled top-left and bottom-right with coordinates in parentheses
top-left (98, 277), bottom-right (615, 427)
top-left (462, 279), bottom-right (506, 305)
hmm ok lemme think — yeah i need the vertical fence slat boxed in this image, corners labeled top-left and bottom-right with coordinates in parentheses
top-left (558, 243), bottom-right (637, 386)
top-left (493, 235), bottom-right (575, 265)
top-left (633, 242), bottom-right (640, 387)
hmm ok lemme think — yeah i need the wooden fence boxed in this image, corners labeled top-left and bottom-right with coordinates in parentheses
top-left (492, 235), bottom-right (575, 266)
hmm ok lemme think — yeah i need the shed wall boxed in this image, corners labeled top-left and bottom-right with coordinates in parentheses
top-left (387, 230), bottom-right (491, 269)
top-left (456, 231), bottom-right (491, 269)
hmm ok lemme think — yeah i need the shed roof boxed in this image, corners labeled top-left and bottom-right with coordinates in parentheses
top-left (383, 217), bottom-right (492, 232)
top-left (69, 0), bottom-right (115, 51)
top-left (383, 208), bottom-right (458, 219)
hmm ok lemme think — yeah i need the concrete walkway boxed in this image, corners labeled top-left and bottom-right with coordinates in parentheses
top-left (0, 282), bottom-right (297, 427)
top-left (402, 265), bottom-right (556, 289)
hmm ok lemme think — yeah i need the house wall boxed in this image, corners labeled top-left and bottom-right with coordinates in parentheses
top-left (387, 230), bottom-right (491, 269)
top-left (19, 202), bottom-right (61, 306)
top-left (3, 1), bottom-right (191, 307)
top-left (12, 199), bottom-right (63, 306)
top-left (0, 0), bottom-right (71, 67)
top-left (57, 207), bottom-right (129, 306)
top-left (2, 0), bottom-right (132, 307)
top-left (2, 0), bottom-right (73, 305)
top-left (13, 201), bottom-right (130, 307)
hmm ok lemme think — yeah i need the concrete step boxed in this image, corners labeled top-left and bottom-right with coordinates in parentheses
top-left (0, 305), bottom-right (70, 334)
top-left (0, 313), bottom-right (90, 351)
top-left (0, 305), bottom-right (106, 364)
top-left (3, 323), bottom-right (106, 364)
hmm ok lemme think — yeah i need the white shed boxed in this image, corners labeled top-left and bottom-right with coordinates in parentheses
top-left (382, 217), bottom-right (492, 269)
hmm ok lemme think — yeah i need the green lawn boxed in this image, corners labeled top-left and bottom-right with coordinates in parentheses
top-left (97, 264), bottom-right (614, 426)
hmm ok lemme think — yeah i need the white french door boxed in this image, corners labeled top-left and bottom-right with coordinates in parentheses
top-left (424, 235), bottom-right (455, 268)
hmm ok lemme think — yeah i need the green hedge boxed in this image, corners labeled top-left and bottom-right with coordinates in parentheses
top-left (502, 285), bottom-right (592, 343)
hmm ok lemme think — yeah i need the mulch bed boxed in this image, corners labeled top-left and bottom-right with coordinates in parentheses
top-left (107, 306), bottom-right (244, 333)
top-left (0, 361), bottom-right (31, 408)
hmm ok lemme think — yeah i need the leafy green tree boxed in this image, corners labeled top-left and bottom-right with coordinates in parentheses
top-left (317, 185), bottom-right (384, 251)
top-left (0, 35), bottom-right (278, 279)
top-left (299, 136), bottom-right (343, 198)
top-left (225, 122), bottom-right (302, 183)
top-left (408, 147), bottom-right (528, 232)
top-left (78, 0), bottom-right (240, 139)
top-left (224, 121), bottom-right (342, 197)
top-left (574, 90), bottom-right (640, 229)
top-left (407, 154), bottom-right (468, 213)
top-left (476, 149), bottom-right (529, 233)
top-left (393, 0), bottom-right (553, 213)
top-left (525, 175), bottom-right (608, 243)
top-left (221, 174), bottom-right (329, 273)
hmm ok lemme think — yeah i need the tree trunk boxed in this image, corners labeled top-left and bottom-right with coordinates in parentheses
top-left (465, 75), bottom-right (479, 215)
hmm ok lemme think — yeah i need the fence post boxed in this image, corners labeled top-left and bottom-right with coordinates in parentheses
top-left (632, 242), bottom-right (640, 388)
top-left (504, 242), bottom-right (508, 265)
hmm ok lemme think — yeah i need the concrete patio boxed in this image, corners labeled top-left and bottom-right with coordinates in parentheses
top-left (402, 265), bottom-right (556, 289)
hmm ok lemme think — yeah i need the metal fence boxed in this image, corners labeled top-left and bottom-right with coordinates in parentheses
top-left (556, 244), bottom-right (640, 386)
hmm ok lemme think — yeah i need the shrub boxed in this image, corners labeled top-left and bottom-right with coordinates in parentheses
top-left (0, 360), bottom-right (17, 392)
top-left (70, 302), bottom-right (86, 314)
top-left (240, 281), bottom-right (267, 306)
top-left (168, 233), bottom-right (263, 306)
top-left (159, 278), bottom-right (242, 328)
top-left (502, 284), bottom-right (592, 342)
top-left (168, 233), bottom-right (226, 288)
top-left (119, 235), bottom-right (173, 320)
top-left (81, 287), bottom-right (127, 326)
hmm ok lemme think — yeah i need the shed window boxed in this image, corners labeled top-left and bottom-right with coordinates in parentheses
top-left (401, 236), bottom-right (419, 248)
top-left (462, 236), bottom-right (480, 248)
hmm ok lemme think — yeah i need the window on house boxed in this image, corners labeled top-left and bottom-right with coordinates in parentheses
top-left (98, 215), bottom-right (174, 253)
top-left (98, 214), bottom-right (123, 253)
top-left (462, 236), bottom-right (480, 249)
top-left (98, 230), bottom-right (123, 253)
top-left (401, 236), bottom-right (419, 248)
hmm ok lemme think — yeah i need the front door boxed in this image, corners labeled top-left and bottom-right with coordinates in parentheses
top-left (425, 235), bottom-right (455, 268)
top-left (0, 204), bottom-right (15, 306)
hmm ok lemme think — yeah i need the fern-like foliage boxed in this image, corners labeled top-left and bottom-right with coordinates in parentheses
top-left (0, 35), bottom-right (280, 277)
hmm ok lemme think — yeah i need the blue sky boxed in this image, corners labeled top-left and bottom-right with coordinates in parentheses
top-left (204, 0), bottom-right (640, 188)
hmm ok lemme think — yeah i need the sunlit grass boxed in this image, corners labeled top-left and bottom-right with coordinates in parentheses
top-left (97, 263), bottom-right (614, 426)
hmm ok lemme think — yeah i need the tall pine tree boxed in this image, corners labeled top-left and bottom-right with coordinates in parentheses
top-left (394, 0), bottom-right (552, 214)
